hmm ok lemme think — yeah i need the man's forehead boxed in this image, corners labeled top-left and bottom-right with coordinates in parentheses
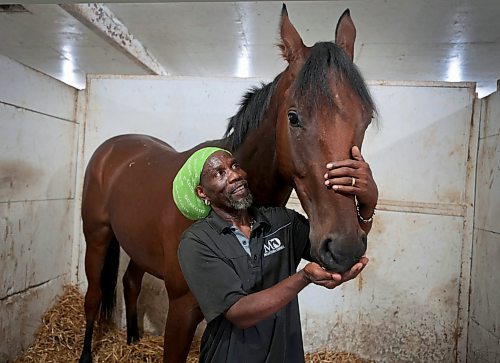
top-left (202, 151), bottom-right (234, 172)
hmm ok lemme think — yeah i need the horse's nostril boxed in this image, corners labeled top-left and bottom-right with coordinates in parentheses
top-left (325, 239), bottom-right (340, 263)
top-left (319, 238), bottom-right (336, 266)
top-left (361, 234), bottom-right (367, 249)
top-left (317, 233), bottom-right (367, 273)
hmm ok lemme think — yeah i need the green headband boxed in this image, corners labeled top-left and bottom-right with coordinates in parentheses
top-left (172, 147), bottom-right (231, 220)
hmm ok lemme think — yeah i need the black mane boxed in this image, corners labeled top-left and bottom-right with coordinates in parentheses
top-left (224, 42), bottom-right (374, 151)
top-left (224, 74), bottom-right (280, 151)
top-left (295, 42), bottom-right (375, 111)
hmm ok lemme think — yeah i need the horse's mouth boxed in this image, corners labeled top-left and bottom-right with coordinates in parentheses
top-left (314, 235), bottom-right (367, 273)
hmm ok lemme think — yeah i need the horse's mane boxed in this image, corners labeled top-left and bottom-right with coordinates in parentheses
top-left (224, 74), bottom-right (281, 151)
top-left (224, 41), bottom-right (375, 151)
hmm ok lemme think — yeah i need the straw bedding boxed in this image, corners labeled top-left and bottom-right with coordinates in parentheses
top-left (14, 286), bottom-right (372, 363)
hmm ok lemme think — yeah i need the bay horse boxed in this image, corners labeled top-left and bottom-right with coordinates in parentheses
top-left (79, 5), bottom-right (375, 363)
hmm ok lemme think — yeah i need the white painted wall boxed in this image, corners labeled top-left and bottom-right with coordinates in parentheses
top-left (0, 54), bottom-right (78, 362)
top-left (79, 76), bottom-right (479, 362)
top-left (1, 61), bottom-right (495, 362)
top-left (468, 84), bottom-right (500, 362)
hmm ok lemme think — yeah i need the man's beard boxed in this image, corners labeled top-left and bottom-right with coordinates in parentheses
top-left (228, 190), bottom-right (253, 210)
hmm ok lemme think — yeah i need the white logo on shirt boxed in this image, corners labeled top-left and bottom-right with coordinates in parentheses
top-left (263, 238), bottom-right (285, 257)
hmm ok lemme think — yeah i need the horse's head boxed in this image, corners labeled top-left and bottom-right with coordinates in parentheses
top-left (275, 6), bottom-right (375, 273)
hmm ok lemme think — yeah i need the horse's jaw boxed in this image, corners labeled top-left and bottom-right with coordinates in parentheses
top-left (294, 176), bottom-right (367, 273)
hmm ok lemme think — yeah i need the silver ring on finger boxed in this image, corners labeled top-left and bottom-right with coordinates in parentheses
top-left (351, 177), bottom-right (356, 187)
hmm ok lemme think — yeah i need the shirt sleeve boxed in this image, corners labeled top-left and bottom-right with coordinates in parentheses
top-left (286, 209), bottom-right (313, 264)
top-left (178, 230), bottom-right (248, 323)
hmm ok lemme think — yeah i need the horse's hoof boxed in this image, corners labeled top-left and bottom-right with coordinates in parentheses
top-left (127, 334), bottom-right (141, 345)
top-left (78, 353), bottom-right (92, 363)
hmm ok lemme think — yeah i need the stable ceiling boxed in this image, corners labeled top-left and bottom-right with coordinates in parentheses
top-left (1, 1), bottom-right (499, 97)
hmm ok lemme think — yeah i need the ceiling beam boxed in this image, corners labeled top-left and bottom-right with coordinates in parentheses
top-left (60, 3), bottom-right (168, 76)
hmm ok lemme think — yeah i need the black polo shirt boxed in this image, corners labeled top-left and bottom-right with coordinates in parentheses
top-left (178, 206), bottom-right (311, 363)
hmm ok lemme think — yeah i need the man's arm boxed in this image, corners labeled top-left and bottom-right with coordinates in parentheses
top-left (224, 258), bottom-right (368, 329)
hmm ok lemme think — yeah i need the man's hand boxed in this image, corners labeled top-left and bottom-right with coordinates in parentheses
top-left (323, 146), bottom-right (378, 210)
top-left (225, 258), bottom-right (368, 329)
top-left (302, 257), bottom-right (369, 289)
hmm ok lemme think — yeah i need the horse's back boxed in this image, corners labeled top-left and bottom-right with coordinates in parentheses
top-left (81, 134), bottom-right (217, 279)
top-left (85, 134), bottom-right (177, 170)
top-left (82, 134), bottom-right (178, 219)
top-left (82, 135), bottom-right (180, 274)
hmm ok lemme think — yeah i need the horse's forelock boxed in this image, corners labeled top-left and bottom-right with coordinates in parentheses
top-left (294, 42), bottom-right (375, 114)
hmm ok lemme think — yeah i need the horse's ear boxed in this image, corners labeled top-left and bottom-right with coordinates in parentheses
top-left (279, 4), bottom-right (306, 63)
top-left (335, 9), bottom-right (356, 61)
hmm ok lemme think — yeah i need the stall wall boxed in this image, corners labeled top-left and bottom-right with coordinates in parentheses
top-left (0, 55), bottom-right (78, 361)
top-left (79, 76), bottom-right (478, 362)
top-left (468, 85), bottom-right (500, 362)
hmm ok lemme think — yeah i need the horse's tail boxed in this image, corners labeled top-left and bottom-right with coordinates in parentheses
top-left (100, 236), bottom-right (120, 321)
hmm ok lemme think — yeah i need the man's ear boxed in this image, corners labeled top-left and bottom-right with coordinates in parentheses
top-left (196, 185), bottom-right (206, 200)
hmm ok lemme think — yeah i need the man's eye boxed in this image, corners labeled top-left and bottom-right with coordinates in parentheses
top-left (232, 163), bottom-right (239, 169)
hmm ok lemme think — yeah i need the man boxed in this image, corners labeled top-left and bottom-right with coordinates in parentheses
top-left (174, 146), bottom-right (377, 363)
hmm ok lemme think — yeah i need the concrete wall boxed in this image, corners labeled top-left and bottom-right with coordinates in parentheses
top-left (0, 55), bottom-right (78, 361)
top-left (468, 85), bottom-right (500, 362)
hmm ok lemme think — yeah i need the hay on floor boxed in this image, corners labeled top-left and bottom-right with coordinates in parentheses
top-left (14, 285), bottom-right (373, 363)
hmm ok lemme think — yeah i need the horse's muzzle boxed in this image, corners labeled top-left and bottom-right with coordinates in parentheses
top-left (318, 231), bottom-right (367, 274)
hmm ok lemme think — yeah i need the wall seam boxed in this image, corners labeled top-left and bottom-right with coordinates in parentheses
top-left (0, 274), bottom-right (66, 301)
top-left (470, 317), bottom-right (500, 340)
top-left (474, 227), bottom-right (500, 235)
top-left (0, 101), bottom-right (76, 123)
top-left (0, 198), bottom-right (74, 204)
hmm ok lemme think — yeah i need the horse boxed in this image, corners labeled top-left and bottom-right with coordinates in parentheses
top-left (78, 5), bottom-right (375, 363)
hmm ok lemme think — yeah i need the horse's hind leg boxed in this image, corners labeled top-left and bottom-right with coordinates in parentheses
top-left (163, 291), bottom-right (203, 363)
top-left (79, 226), bottom-right (116, 363)
top-left (122, 260), bottom-right (145, 344)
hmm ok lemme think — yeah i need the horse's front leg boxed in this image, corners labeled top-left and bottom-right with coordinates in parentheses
top-left (163, 290), bottom-right (203, 363)
top-left (123, 260), bottom-right (145, 344)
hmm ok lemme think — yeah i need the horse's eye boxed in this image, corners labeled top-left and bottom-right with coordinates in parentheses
top-left (287, 111), bottom-right (300, 127)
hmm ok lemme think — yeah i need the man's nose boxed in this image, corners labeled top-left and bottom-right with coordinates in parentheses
top-left (227, 168), bottom-right (243, 183)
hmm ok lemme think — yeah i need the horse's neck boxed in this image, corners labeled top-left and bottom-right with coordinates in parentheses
top-left (232, 117), bottom-right (293, 208)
